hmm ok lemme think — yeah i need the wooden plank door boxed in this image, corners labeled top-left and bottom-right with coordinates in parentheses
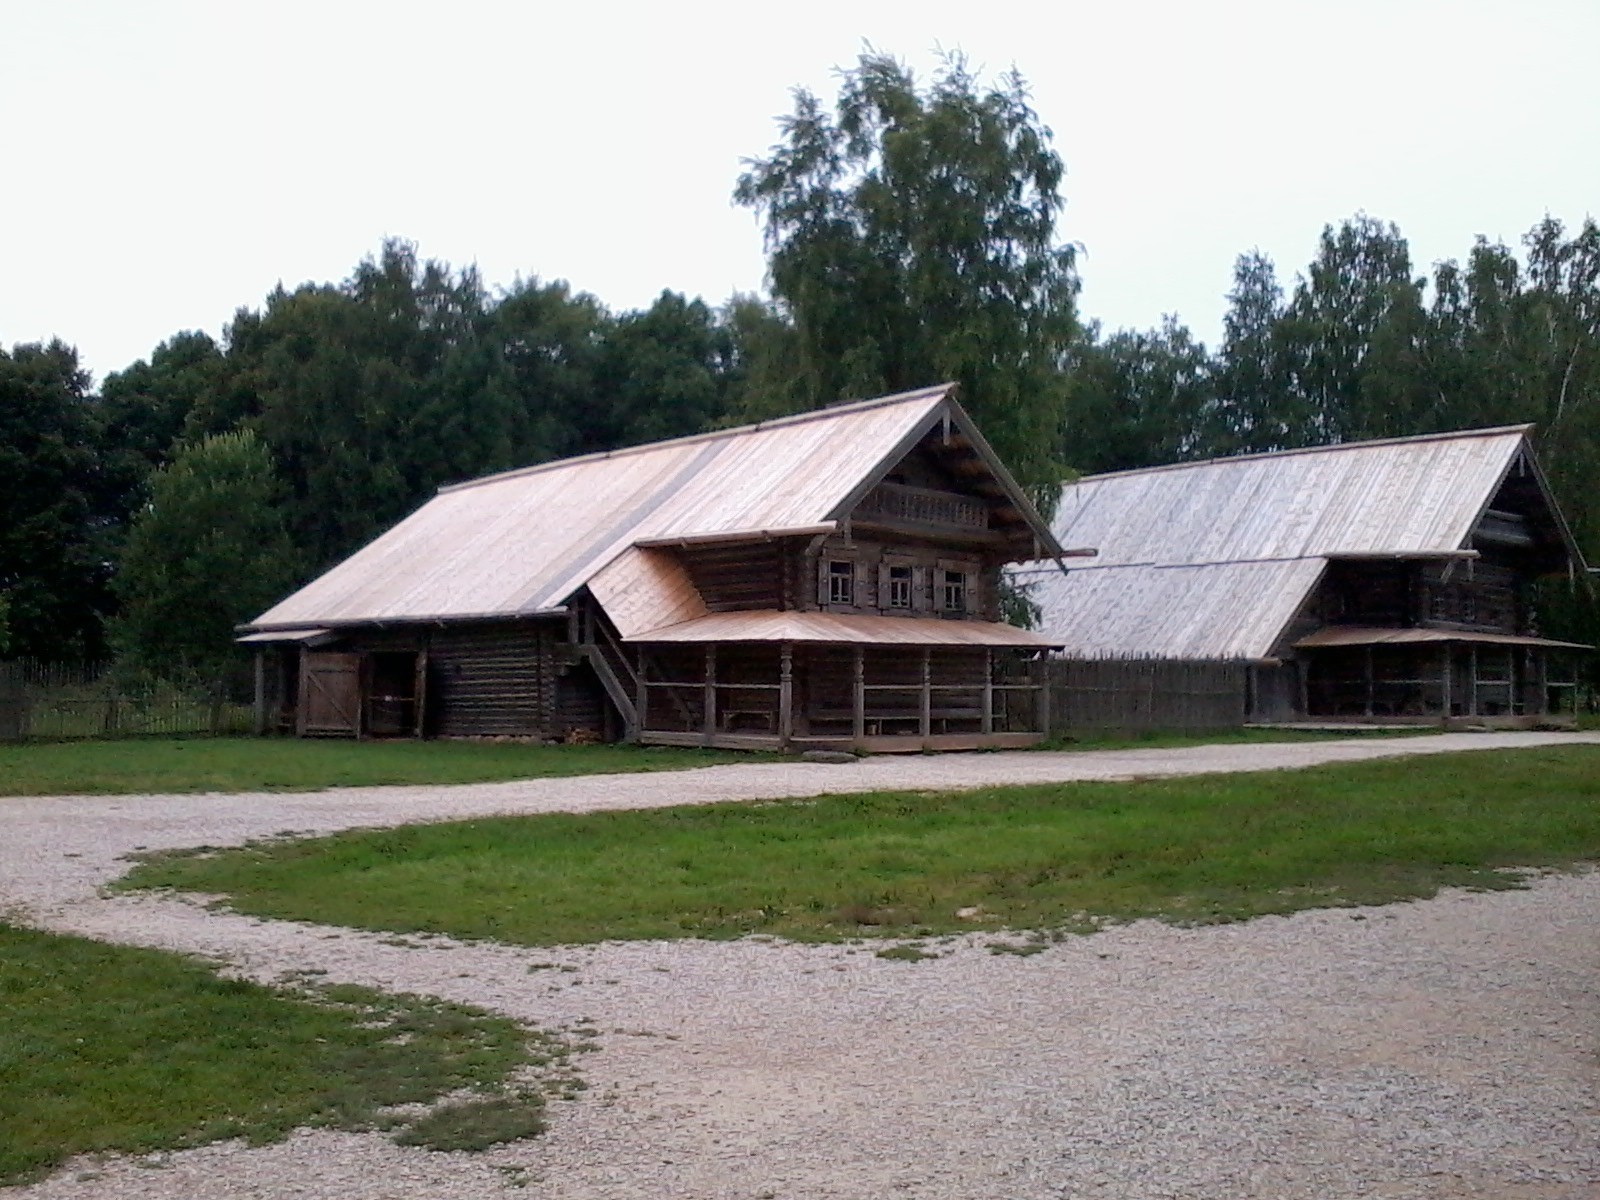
top-left (298, 652), bottom-right (362, 737)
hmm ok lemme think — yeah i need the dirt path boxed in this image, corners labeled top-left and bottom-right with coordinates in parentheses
top-left (4, 731), bottom-right (1599, 1199)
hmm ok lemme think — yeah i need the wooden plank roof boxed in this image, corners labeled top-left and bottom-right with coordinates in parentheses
top-left (1020, 425), bottom-right (1585, 661)
top-left (246, 384), bottom-right (1061, 632)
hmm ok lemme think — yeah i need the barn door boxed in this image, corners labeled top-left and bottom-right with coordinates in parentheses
top-left (298, 652), bottom-right (362, 737)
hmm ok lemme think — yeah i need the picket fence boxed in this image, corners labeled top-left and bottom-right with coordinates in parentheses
top-left (1044, 656), bottom-right (1251, 734)
top-left (0, 660), bottom-right (251, 742)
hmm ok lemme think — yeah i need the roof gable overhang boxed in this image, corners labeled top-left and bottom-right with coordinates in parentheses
top-left (1467, 435), bottom-right (1590, 575)
top-left (823, 388), bottom-right (1067, 561)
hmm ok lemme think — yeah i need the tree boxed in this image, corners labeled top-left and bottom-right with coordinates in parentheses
top-left (1276, 215), bottom-right (1432, 443)
top-left (1206, 251), bottom-right (1294, 453)
top-left (111, 430), bottom-right (297, 684)
top-left (1062, 318), bottom-right (1211, 474)
top-left (595, 291), bottom-right (732, 446)
top-left (0, 341), bottom-right (110, 659)
top-left (734, 49), bottom-right (1080, 490)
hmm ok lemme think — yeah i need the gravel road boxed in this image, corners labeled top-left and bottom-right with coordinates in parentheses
top-left (4, 731), bottom-right (1599, 1199)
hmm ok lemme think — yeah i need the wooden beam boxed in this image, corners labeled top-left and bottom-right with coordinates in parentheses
top-left (852, 646), bottom-right (865, 745)
top-left (635, 647), bottom-right (648, 739)
top-left (981, 649), bottom-right (993, 734)
top-left (1364, 646), bottom-right (1374, 718)
top-left (703, 644), bottom-right (717, 746)
top-left (1469, 644), bottom-right (1479, 717)
top-left (778, 643), bottom-right (794, 749)
top-left (1440, 645), bottom-right (1452, 720)
top-left (252, 650), bottom-right (267, 736)
top-left (1036, 656), bottom-right (1052, 734)
top-left (919, 649), bottom-right (932, 738)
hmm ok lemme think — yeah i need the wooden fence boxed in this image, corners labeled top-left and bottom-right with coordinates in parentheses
top-left (1044, 656), bottom-right (1250, 735)
top-left (0, 660), bottom-right (252, 742)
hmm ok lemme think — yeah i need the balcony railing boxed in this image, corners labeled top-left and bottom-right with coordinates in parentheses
top-left (857, 482), bottom-right (988, 530)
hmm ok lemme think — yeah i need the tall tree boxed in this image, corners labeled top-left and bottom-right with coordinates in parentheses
top-left (110, 430), bottom-right (297, 684)
top-left (734, 49), bottom-right (1080, 490)
top-left (0, 341), bottom-right (111, 659)
top-left (1272, 216), bottom-right (1432, 442)
top-left (1206, 251), bottom-right (1295, 453)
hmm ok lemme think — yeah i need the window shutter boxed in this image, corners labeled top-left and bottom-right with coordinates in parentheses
top-left (855, 560), bottom-right (873, 610)
top-left (915, 565), bottom-right (931, 612)
top-left (878, 561), bottom-right (892, 610)
top-left (816, 557), bottom-right (830, 609)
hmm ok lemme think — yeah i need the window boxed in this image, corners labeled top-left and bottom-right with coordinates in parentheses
top-left (941, 569), bottom-right (967, 613)
top-left (827, 560), bottom-right (855, 606)
top-left (887, 564), bottom-right (914, 609)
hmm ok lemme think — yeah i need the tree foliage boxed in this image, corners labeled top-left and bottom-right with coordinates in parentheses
top-left (110, 430), bottom-right (297, 684)
top-left (0, 341), bottom-right (112, 659)
top-left (734, 49), bottom-right (1080, 489)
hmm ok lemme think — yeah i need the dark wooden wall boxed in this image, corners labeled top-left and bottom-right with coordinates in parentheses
top-left (1314, 559), bottom-right (1529, 638)
top-left (326, 620), bottom-right (564, 738)
top-left (680, 542), bottom-right (786, 611)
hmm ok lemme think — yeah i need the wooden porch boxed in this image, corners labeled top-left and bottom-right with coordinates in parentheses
top-left (629, 641), bottom-right (1051, 753)
top-left (1298, 629), bottom-right (1583, 723)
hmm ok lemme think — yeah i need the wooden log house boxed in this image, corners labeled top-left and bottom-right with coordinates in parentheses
top-left (238, 385), bottom-right (1085, 751)
top-left (1017, 425), bottom-right (1592, 727)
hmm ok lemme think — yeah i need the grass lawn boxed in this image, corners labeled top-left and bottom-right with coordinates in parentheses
top-left (0, 736), bottom-right (763, 797)
top-left (123, 746), bottom-right (1600, 946)
top-left (0, 925), bottom-right (578, 1186)
top-left (1035, 725), bottom-right (1432, 752)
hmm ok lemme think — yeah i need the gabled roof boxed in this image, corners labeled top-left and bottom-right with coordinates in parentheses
top-left (247, 384), bottom-right (1061, 632)
top-left (1017, 425), bottom-right (1585, 660)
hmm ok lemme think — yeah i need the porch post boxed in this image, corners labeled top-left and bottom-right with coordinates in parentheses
top-left (1036, 655), bottom-right (1052, 734)
top-left (852, 646), bottom-right (865, 744)
top-left (1363, 646), bottom-right (1374, 718)
top-left (1440, 645), bottom-right (1451, 722)
top-left (252, 650), bottom-right (267, 735)
top-left (1536, 650), bottom-right (1548, 716)
top-left (981, 649), bottom-right (993, 734)
top-left (919, 648), bottom-right (932, 738)
top-left (703, 644), bottom-right (717, 746)
top-left (635, 647), bottom-right (648, 739)
top-left (1468, 644), bottom-right (1479, 717)
top-left (778, 642), bottom-right (794, 749)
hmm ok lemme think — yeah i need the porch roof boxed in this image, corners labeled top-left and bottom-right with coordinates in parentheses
top-left (1294, 626), bottom-right (1592, 651)
top-left (626, 610), bottom-right (1061, 648)
top-left (236, 627), bottom-right (336, 645)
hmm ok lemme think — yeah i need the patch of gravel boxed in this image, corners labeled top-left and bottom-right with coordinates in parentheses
top-left (4, 732), bottom-right (1600, 1199)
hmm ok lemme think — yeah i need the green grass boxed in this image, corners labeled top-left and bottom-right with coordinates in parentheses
top-left (1034, 725), bottom-right (1432, 752)
top-left (0, 925), bottom-right (577, 1185)
top-left (122, 746), bottom-right (1600, 945)
top-left (0, 736), bottom-right (765, 797)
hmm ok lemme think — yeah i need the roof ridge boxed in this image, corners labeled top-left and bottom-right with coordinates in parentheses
top-left (1070, 424), bottom-right (1534, 485)
top-left (439, 383), bottom-right (958, 495)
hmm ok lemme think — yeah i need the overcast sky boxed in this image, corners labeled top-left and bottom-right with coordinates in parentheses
top-left (4, 0), bottom-right (1597, 385)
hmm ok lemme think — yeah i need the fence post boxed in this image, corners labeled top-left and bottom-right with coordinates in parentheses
top-left (103, 678), bottom-right (119, 736)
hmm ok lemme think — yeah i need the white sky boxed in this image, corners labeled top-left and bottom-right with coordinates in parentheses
top-left (4, 0), bottom-right (1598, 385)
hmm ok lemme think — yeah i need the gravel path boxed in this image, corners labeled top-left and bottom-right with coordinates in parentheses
top-left (4, 731), bottom-right (1599, 1199)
